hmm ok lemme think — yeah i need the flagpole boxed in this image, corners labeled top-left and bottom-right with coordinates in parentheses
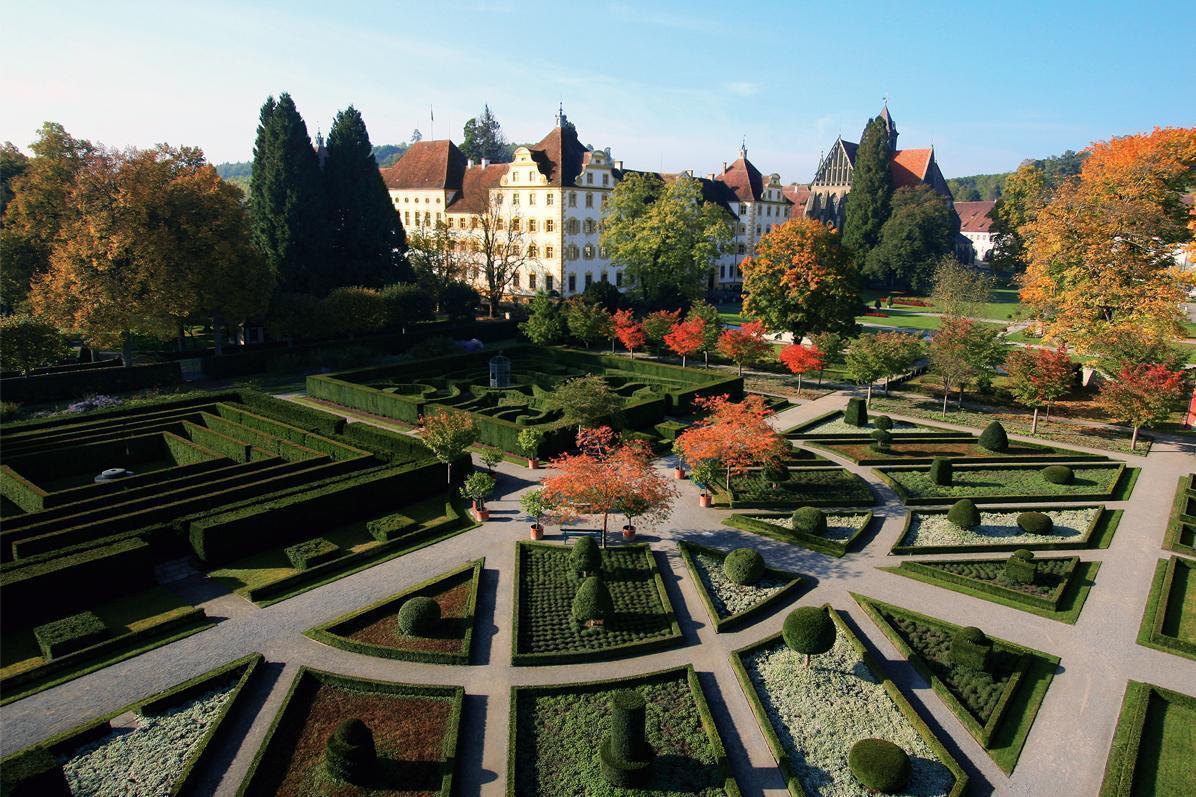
top-left (430, 105), bottom-right (435, 140)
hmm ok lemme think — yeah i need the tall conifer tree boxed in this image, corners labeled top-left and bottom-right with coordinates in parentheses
top-left (841, 116), bottom-right (893, 262)
top-left (324, 106), bottom-right (412, 287)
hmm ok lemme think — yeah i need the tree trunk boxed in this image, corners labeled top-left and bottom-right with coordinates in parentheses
top-left (805, 653), bottom-right (811, 668)
top-left (611, 339), bottom-right (616, 353)
top-left (942, 383), bottom-right (950, 416)
top-left (738, 363), bottom-right (743, 376)
top-left (1044, 401), bottom-right (1052, 422)
top-left (1130, 425), bottom-right (1139, 451)
top-left (704, 351), bottom-right (709, 368)
top-left (446, 461), bottom-right (453, 485)
top-left (1031, 407), bottom-right (1039, 435)
top-left (177, 321), bottom-right (186, 352)
top-left (958, 385), bottom-right (965, 409)
top-left (797, 373), bottom-right (802, 398)
top-left (681, 354), bottom-right (686, 368)
top-left (601, 512), bottom-right (609, 549)
top-left (121, 332), bottom-right (134, 367)
top-left (884, 376), bottom-right (891, 395)
top-left (866, 382), bottom-right (873, 406)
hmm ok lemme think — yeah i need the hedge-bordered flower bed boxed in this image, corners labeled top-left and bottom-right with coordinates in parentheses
top-left (783, 409), bottom-right (961, 441)
top-left (810, 438), bottom-right (1106, 467)
top-left (237, 667), bottom-right (463, 797)
top-left (877, 462), bottom-right (1132, 504)
top-left (507, 665), bottom-right (741, 796)
top-left (512, 541), bottom-right (682, 666)
top-left (676, 541), bottom-right (804, 632)
top-left (854, 595), bottom-right (1059, 774)
top-left (1162, 473), bottom-right (1196, 557)
top-left (1135, 556), bottom-right (1196, 661)
top-left (890, 506), bottom-right (1107, 555)
top-left (1098, 680), bottom-right (1196, 796)
top-left (711, 469), bottom-right (875, 509)
top-left (306, 559), bottom-right (484, 664)
top-left (723, 511), bottom-right (874, 557)
top-left (731, 607), bottom-right (967, 796)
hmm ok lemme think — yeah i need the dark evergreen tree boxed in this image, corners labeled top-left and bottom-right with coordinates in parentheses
top-left (841, 116), bottom-right (893, 262)
top-left (460, 104), bottom-right (512, 163)
top-left (249, 93), bottom-right (332, 295)
top-left (324, 106), bottom-right (413, 287)
top-left (863, 185), bottom-right (956, 290)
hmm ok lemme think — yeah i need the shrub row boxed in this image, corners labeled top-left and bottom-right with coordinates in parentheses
top-left (4, 433), bottom-right (167, 486)
top-left (284, 537), bottom-right (340, 570)
top-left (212, 404), bottom-right (368, 461)
top-left (237, 389), bottom-right (345, 435)
top-left (1163, 474), bottom-right (1196, 557)
top-left (0, 392), bottom-right (239, 436)
top-left (199, 412), bottom-right (328, 462)
top-left (888, 506), bottom-right (1108, 555)
top-left (0, 361), bottom-right (182, 405)
top-left (33, 610), bottom-right (110, 659)
top-left (897, 558), bottom-right (1078, 612)
top-left (722, 512), bottom-right (874, 558)
top-left (876, 461), bottom-right (1129, 505)
top-left (339, 421), bottom-right (430, 463)
top-left (181, 421), bottom-right (259, 463)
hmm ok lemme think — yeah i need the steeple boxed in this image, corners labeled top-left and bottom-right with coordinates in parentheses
top-left (879, 100), bottom-right (898, 151)
top-left (739, 136), bottom-right (748, 160)
top-left (315, 126), bottom-right (327, 169)
top-left (555, 102), bottom-right (567, 129)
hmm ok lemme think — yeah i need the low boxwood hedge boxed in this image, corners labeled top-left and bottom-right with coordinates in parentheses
top-left (1162, 474), bottom-right (1196, 557)
top-left (722, 511), bottom-right (874, 558)
top-left (33, 611), bottom-right (110, 659)
top-left (889, 505), bottom-right (1111, 555)
top-left (877, 461), bottom-right (1131, 505)
top-left (1136, 556), bottom-right (1196, 661)
top-left (1098, 681), bottom-right (1196, 796)
top-left (283, 537), bottom-right (340, 570)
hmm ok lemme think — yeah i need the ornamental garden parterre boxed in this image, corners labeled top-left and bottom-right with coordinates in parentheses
top-left (0, 345), bottom-right (1192, 797)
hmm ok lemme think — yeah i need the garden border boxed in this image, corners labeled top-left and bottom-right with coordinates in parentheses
top-left (676, 540), bottom-right (805, 632)
top-left (1098, 680), bottom-right (1196, 796)
top-left (1135, 556), bottom-right (1196, 661)
top-left (722, 510), bottom-right (875, 557)
top-left (875, 461), bottom-right (1132, 505)
top-left (888, 505), bottom-right (1115, 555)
top-left (1161, 473), bottom-right (1196, 557)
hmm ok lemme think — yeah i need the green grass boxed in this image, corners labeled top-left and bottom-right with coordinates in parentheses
top-left (882, 463), bottom-right (1128, 501)
top-left (1136, 557), bottom-right (1196, 662)
top-left (1099, 681), bottom-right (1196, 796)
top-left (880, 560), bottom-right (1101, 624)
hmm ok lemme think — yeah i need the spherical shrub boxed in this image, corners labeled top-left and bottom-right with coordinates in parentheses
top-left (571, 535), bottom-right (601, 574)
top-left (572, 575), bottom-right (614, 625)
top-left (782, 606), bottom-right (837, 663)
top-left (1041, 465), bottom-right (1074, 485)
top-left (929, 456), bottom-right (952, 486)
top-left (326, 719), bottom-right (376, 784)
top-left (1017, 511), bottom-right (1054, 534)
top-left (874, 415), bottom-right (894, 431)
top-left (947, 499), bottom-right (981, 529)
top-left (397, 596), bottom-right (440, 636)
top-left (848, 738), bottom-right (911, 794)
top-left (723, 548), bottom-right (766, 585)
top-left (870, 428), bottom-right (892, 453)
top-left (978, 421), bottom-right (1009, 452)
top-left (790, 506), bottom-right (828, 536)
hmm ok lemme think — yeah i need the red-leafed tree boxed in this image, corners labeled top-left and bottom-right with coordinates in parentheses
top-left (674, 394), bottom-right (788, 494)
top-left (1005, 346), bottom-right (1075, 433)
top-left (613, 308), bottom-right (646, 357)
top-left (664, 317), bottom-right (707, 368)
top-left (717, 321), bottom-right (771, 375)
top-left (1098, 364), bottom-right (1188, 450)
top-left (542, 426), bottom-right (676, 547)
top-left (778, 344), bottom-right (825, 398)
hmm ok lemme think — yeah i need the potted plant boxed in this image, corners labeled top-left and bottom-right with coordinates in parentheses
top-left (517, 428), bottom-right (544, 470)
top-left (520, 489), bottom-right (553, 540)
top-left (615, 493), bottom-right (651, 541)
top-left (479, 446), bottom-right (504, 472)
top-left (693, 460), bottom-right (719, 508)
top-left (460, 471), bottom-right (497, 521)
top-left (670, 439), bottom-right (687, 480)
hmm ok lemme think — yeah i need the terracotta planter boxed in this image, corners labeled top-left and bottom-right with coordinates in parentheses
top-left (622, 525), bottom-right (637, 540)
top-left (530, 523), bottom-right (543, 540)
top-left (469, 499), bottom-right (478, 510)
top-left (698, 493), bottom-right (712, 508)
top-left (474, 507), bottom-right (490, 522)
top-left (674, 467), bottom-right (686, 480)
top-left (527, 458), bottom-right (540, 470)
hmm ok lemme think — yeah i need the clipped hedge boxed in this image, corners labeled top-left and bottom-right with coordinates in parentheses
top-left (0, 361), bottom-right (182, 405)
top-left (284, 537), bottom-right (340, 570)
top-left (722, 511), bottom-right (874, 558)
top-left (675, 541), bottom-right (805, 633)
top-left (33, 611), bottom-right (110, 660)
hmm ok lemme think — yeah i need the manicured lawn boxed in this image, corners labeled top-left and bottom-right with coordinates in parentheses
top-left (1099, 681), bottom-right (1196, 796)
top-left (1136, 556), bottom-right (1196, 661)
top-left (513, 542), bottom-right (681, 665)
top-left (509, 667), bottom-right (740, 796)
top-left (881, 463), bottom-right (1129, 503)
top-left (677, 541), bottom-right (804, 631)
top-left (717, 469), bottom-right (874, 508)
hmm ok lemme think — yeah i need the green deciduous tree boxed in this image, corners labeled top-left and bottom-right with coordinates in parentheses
top-left (864, 185), bottom-right (957, 290)
top-left (929, 318), bottom-right (1007, 414)
top-left (545, 375), bottom-right (622, 431)
top-left (566, 299), bottom-right (614, 349)
top-left (931, 256), bottom-right (995, 319)
top-left (520, 292), bottom-right (565, 344)
top-left (0, 314), bottom-right (71, 373)
top-left (842, 116), bottom-right (893, 261)
top-left (990, 163), bottom-right (1047, 273)
top-left (407, 222), bottom-right (470, 309)
top-left (686, 300), bottom-right (723, 367)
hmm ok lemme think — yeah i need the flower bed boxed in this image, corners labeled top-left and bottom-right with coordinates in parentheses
top-left (785, 409), bottom-right (947, 439)
top-left (892, 507), bottom-right (1103, 554)
top-left (512, 542), bottom-right (682, 665)
top-left (1135, 556), bottom-right (1196, 661)
top-left (716, 469), bottom-right (874, 509)
top-left (1099, 681), bottom-right (1196, 796)
top-left (855, 595), bottom-right (1058, 774)
top-left (677, 541), bottom-right (804, 632)
top-left (238, 668), bottom-right (462, 797)
top-left (306, 559), bottom-right (483, 665)
top-left (880, 463), bottom-right (1129, 504)
top-left (508, 666), bottom-right (741, 796)
top-left (813, 439), bottom-right (1101, 466)
top-left (1162, 473), bottom-right (1196, 557)
top-left (732, 610), bottom-right (966, 796)
top-left (723, 511), bottom-right (874, 557)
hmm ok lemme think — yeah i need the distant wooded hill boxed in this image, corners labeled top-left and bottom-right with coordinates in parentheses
top-left (947, 149), bottom-right (1088, 201)
top-left (214, 144), bottom-right (408, 191)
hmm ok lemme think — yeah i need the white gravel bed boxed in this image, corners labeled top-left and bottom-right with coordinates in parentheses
top-left (62, 683), bottom-right (236, 796)
top-left (742, 635), bottom-right (956, 796)
top-left (799, 415), bottom-right (921, 435)
top-left (752, 513), bottom-right (870, 542)
top-left (900, 508), bottom-right (1099, 548)
top-left (691, 550), bottom-right (790, 617)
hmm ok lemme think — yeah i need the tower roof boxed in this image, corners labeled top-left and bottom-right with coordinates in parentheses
top-left (526, 123), bottom-right (588, 186)
top-left (381, 140), bottom-right (466, 190)
top-left (716, 152), bottom-right (764, 203)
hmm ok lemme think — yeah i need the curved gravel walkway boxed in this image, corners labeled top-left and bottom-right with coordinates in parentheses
top-left (1, 391), bottom-right (1193, 797)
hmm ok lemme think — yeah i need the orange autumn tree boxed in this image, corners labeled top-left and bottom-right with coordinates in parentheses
top-left (1020, 126), bottom-right (1196, 358)
top-left (613, 308), bottom-right (646, 357)
top-left (664, 316), bottom-right (707, 368)
top-left (778, 344), bottom-right (824, 398)
top-left (542, 427), bottom-right (676, 548)
top-left (674, 394), bottom-right (788, 494)
top-left (717, 321), bottom-right (771, 375)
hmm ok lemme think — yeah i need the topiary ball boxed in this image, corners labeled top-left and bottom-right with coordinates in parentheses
top-left (1041, 465), bottom-right (1074, 485)
top-left (723, 548), bottom-right (766, 585)
top-left (571, 535), bottom-right (601, 574)
top-left (848, 738), bottom-right (912, 794)
top-left (1017, 511), bottom-right (1054, 534)
top-left (572, 575), bottom-right (614, 625)
top-left (947, 499), bottom-right (981, 529)
top-left (790, 506), bottom-right (828, 536)
top-left (397, 596), bottom-right (440, 636)
top-left (782, 606), bottom-right (837, 659)
top-left (870, 428), bottom-right (892, 453)
top-left (929, 457), bottom-right (953, 486)
top-left (873, 415), bottom-right (894, 431)
top-left (326, 719), bottom-right (377, 784)
top-left (844, 397), bottom-right (868, 427)
top-left (978, 421), bottom-right (1009, 452)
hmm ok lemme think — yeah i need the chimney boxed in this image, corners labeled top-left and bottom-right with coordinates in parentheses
top-left (723, 161), bottom-right (728, 172)
top-left (708, 173), bottom-right (716, 181)
top-left (481, 158), bottom-right (490, 168)
top-left (467, 158), bottom-right (475, 169)
top-left (614, 160), bottom-right (623, 170)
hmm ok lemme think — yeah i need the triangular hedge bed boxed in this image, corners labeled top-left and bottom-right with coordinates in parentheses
top-left (854, 594), bottom-right (1058, 774)
top-left (306, 559), bottom-right (484, 665)
top-left (722, 510), bottom-right (874, 557)
top-left (676, 540), bottom-right (805, 632)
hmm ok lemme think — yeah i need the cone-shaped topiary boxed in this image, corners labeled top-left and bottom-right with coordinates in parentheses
top-left (791, 506), bottom-right (828, 536)
top-left (723, 548), bottom-right (766, 585)
top-left (397, 596), bottom-right (440, 636)
top-left (326, 719), bottom-right (377, 784)
top-left (572, 575), bottom-right (614, 626)
top-left (848, 738), bottom-right (912, 794)
top-left (1017, 511), bottom-right (1054, 534)
top-left (929, 456), bottom-right (953, 486)
top-left (1005, 549), bottom-right (1037, 585)
top-left (870, 428), bottom-right (892, 453)
top-left (950, 626), bottom-right (993, 671)
top-left (978, 421), bottom-right (1009, 452)
top-left (873, 414), bottom-right (893, 431)
top-left (782, 606), bottom-right (837, 667)
top-left (598, 689), bottom-right (655, 787)
top-left (761, 461), bottom-right (790, 487)
top-left (946, 499), bottom-right (981, 529)
top-left (571, 535), bottom-right (601, 575)
top-left (844, 397), bottom-right (868, 427)
top-left (1041, 464), bottom-right (1074, 485)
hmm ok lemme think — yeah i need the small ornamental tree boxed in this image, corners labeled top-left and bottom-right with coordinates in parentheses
top-left (842, 334), bottom-right (889, 405)
top-left (810, 331), bottom-right (847, 384)
top-left (544, 374), bottom-right (622, 432)
top-left (674, 394), bottom-right (788, 493)
top-left (566, 299), bottom-right (614, 349)
top-left (613, 308), bottom-right (646, 357)
top-left (664, 316), bottom-right (707, 368)
top-left (782, 605), bottom-right (837, 668)
top-left (459, 471), bottom-right (497, 510)
top-left (641, 309), bottom-right (681, 353)
top-left (573, 575), bottom-right (614, 627)
top-left (516, 427), bottom-right (544, 463)
top-left (778, 344), bottom-right (824, 398)
top-left (929, 317), bottom-right (1007, 413)
top-left (571, 535), bottom-right (602, 575)
top-left (1005, 346), bottom-right (1075, 433)
top-left (716, 321), bottom-right (771, 375)
top-left (520, 291), bottom-right (565, 345)
top-left (687, 300), bottom-right (723, 367)
top-left (479, 446), bottom-right (504, 471)
top-left (1098, 363), bottom-right (1188, 450)
top-left (420, 410), bottom-right (478, 484)
top-left (520, 488), bottom-right (553, 531)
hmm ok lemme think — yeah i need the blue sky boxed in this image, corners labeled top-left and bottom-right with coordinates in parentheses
top-left (3, 0), bottom-right (1193, 182)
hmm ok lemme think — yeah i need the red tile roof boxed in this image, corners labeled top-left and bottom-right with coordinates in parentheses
top-left (446, 163), bottom-right (508, 214)
top-left (716, 156), bottom-right (764, 203)
top-left (380, 140), bottom-right (466, 191)
top-left (783, 184), bottom-right (811, 217)
top-left (890, 148), bottom-right (933, 189)
top-left (955, 200), bottom-right (997, 233)
top-left (527, 125), bottom-right (588, 187)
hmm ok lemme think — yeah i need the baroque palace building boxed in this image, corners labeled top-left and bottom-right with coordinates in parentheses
top-left (380, 108), bottom-right (790, 299)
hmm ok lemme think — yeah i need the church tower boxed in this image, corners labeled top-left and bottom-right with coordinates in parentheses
top-left (878, 103), bottom-right (898, 151)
